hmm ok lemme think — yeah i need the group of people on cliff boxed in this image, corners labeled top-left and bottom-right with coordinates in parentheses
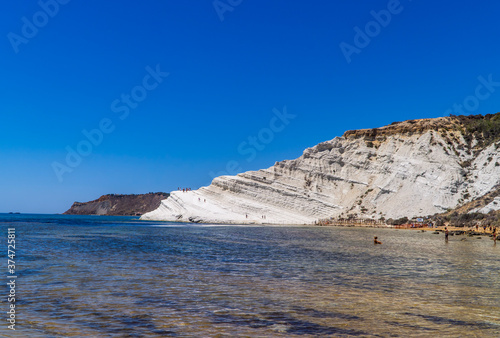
top-left (178, 187), bottom-right (192, 193)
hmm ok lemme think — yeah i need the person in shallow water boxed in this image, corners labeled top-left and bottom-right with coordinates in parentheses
top-left (374, 236), bottom-right (382, 244)
top-left (445, 227), bottom-right (449, 241)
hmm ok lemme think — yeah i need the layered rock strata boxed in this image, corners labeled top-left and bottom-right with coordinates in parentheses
top-left (142, 114), bottom-right (500, 224)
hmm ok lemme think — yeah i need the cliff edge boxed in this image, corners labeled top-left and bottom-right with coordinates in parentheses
top-left (141, 113), bottom-right (500, 224)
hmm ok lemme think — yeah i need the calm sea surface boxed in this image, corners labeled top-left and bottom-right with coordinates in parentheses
top-left (1, 214), bottom-right (499, 337)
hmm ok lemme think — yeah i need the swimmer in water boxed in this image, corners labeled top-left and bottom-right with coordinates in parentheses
top-left (374, 236), bottom-right (382, 244)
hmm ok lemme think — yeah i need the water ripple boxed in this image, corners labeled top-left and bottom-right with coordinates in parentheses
top-left (2, 215), bottom-right (500, 337)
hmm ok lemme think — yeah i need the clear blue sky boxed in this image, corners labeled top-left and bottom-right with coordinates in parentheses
top-left (2, 0), bottom-right (500, 213)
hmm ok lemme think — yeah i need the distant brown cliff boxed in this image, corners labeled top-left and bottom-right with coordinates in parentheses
top-left (64, 193), bottom-right (170, 216)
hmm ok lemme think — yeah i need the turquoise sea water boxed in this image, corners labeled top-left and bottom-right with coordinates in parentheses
top-left (1, 213), bottom-right (499, 337)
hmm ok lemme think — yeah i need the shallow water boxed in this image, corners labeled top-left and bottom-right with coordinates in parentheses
top-left (1, 214), bottom-right (499, 337)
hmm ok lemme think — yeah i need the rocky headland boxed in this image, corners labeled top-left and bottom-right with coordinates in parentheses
top-left (64, 192), bottom-right (169, 216)
top-left (141, 113), bottom-right (500, 225)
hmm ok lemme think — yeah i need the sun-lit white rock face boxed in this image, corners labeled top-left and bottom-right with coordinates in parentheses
top-left (471, 197), bottom-right (500, 214)
top-left (141, 117), bottom-right (500, 224)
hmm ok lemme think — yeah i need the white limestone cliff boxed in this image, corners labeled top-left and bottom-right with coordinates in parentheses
top-left (470, 196), bottom-right (500, 214)
top-left (141, 116), bottom-right (500, 224)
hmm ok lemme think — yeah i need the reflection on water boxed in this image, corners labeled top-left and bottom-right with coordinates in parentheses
top-left (2, 214), bottom-right (500, 337)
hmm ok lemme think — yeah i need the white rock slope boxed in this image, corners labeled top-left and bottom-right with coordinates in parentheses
top-left (141, 116), bottom-right (500, 224)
